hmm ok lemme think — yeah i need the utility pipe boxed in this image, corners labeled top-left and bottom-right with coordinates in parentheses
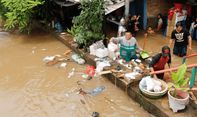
top-left (150, 64), bottom-right (197, 75)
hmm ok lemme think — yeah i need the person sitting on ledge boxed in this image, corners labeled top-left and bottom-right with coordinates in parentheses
top-left (110, 32), bottom-right (142, 62)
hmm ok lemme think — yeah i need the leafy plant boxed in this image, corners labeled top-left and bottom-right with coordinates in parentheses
top-left (0, 0), bottom-right (7, 20)
top-left (1, 0), bottom-right (44, 32)
top-left (169, 63), bottom-right (189, 97)
top-left (68, 0), bottom-right (105, 48)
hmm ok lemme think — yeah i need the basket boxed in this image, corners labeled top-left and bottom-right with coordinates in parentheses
top-left (139, 78), bottom-right (168, 99)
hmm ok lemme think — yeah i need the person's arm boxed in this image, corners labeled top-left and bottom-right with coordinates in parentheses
top-left (169, 31), bottom-right (175, 48)
top-left (169, 39), bottom-right (174, 48)
top-left (194, 24), bottom-right (197, 28)
top-left (110, 36), bottom-right (122, 44)
top-left (167, 54), bottom-right (171, 68)
top-left (185, 30), bottom-right (192, 51)
top-left (135, 40), bottom-right (143, 52)
top-left (188, 35), bottom-right (192, 51)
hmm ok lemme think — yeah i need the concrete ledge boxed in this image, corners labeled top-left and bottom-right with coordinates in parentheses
top-left (54, 33), bottom-right (197, 117)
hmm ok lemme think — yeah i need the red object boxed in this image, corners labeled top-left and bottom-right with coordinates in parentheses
top-left (86, 66), bottom-right (95, 77)
top-left (164, 50), bottom-right (170, 54)
top-left (168, 9), bottom-right (174, 20)
top-left (174, 3), bottom-right (183, 11)
top-left (153, 57), bottom-right (169, 71)
top-left (186, 4), bottom-right (192, 17)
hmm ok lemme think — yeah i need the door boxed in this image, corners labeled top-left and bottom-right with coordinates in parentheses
top-left (129, 0), bottom-right (147, 30)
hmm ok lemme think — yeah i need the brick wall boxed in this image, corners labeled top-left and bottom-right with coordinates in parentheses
top-left (147, 0), bottom-right (172, 17)
top-left (147, 0), bottom-right (172, 28)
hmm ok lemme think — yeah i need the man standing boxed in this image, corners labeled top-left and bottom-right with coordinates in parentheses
top-left (169, 21), bottom-right (192, 57)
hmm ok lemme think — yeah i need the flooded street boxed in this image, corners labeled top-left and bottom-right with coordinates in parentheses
top-left (0, 32), bottom-right (150, 117)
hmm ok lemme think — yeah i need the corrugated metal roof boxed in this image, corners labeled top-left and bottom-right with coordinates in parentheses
top-left (53, 0), bottom-right (125, 15)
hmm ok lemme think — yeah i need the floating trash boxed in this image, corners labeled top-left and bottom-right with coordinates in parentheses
top-left (43, 56), bottom-right (56, 62)
top-left (59, 62), bottom-right (67, 68)
top-left (89, 86), bottom-right (105, 96)
top-left (92, 112), bottom-right (99, 117)
top-left (86, 66), bottom-right (95, 77)
top-left (32, 50), bottom-right (35, 54)
top-left (71, 54), bottom-right (85, 64)
top-left (80, 99), bottom-right (86, 104)
top-left (68, 68), bottom-right (75, 78)
top-left (41, 48), bottom-right (47, 51)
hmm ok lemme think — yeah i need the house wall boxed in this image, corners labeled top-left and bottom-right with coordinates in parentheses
top-left (147, 0), bottom-right (172, 28)
top-left (147, 0), bottom-right (172, 17)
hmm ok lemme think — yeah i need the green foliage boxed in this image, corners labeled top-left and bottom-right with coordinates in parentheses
top-left (0, 0), bottom-right (7, 20)
top-left (1, 0), bottom-right (44, 32)
top-left (169, 64), bottom-right (189, 97)
top-left (68, 0), bottom-right (105, 47)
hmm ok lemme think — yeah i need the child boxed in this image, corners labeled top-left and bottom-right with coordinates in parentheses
top-left (147, 26), bottom-right (155, 34)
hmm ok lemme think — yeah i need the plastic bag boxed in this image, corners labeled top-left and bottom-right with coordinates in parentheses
top-left (145, 76), bottom-right (155, 91)
top-left (89, 40), bottom-right (105, 56)
top-left (89, 86), bottom-right (105, 96)
top-left (71, 54), bottom-right (85, 64)
top-left (95, 48), bottom-right (108, 58)
top-left (96, 61), bottom-right (111, 73)
top-left (86, 66), bottom-right (96, 77)
top-left (108, 42), bottom-right (119, 59)
top-left (154, 85), bottom-right (162, 92)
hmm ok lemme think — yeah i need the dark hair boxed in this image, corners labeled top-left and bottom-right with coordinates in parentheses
top-left (158, 13), bottom-right (162, 17)
top-left (176, 21), bottom-right (183, 28)
top-left (147, 26), bottom-right (152, 30)
top-left (162, 45), bottom-right (171, 57)
top-left (162, 46), bottom-right (170, 53)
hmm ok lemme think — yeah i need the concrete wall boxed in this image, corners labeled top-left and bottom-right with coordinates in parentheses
top-left (146, 0), bottom-right (172, 28)
top-left (147, 0), bottom-right (172, 18)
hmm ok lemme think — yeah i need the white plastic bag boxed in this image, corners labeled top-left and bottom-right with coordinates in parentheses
top-left (125, 72), bottom-right (139, 79)
top-left (95, 48), bottom-right (108, 58)
top-left (108, 42), bottom-right (119, 59)
top-left (96, 61), bottom-right (111, 73)
top-left (89, 44), bottom-right (97, 55)
top-left (145, 76), bottom-right (155, 91)
top-left (154, 85), bottom-right (162, 92)
top-left (43, 56), bottom-right (55, 62)
top-left (71, 54), bottom-right (85, 64)
top-left (89, 40), bottom-right (105, 56)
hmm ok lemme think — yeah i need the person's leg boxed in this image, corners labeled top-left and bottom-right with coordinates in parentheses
top-left (180, 46), bottom-right (187, 57)
top-left (156, 73), bottom-right (164, 80)
top-left (173, 45), bottom-right (179, 56)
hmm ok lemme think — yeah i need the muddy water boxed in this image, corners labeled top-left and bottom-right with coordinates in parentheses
top-left (136, 34), bottom-right (197, 67)
top-left (0, 32), bottom-right (150, 117)
top-left (137, 33), bottom-right (197, 85)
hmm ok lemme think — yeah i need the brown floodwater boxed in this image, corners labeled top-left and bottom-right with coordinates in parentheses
top-left (0, 32), bottom-right (151, 117)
